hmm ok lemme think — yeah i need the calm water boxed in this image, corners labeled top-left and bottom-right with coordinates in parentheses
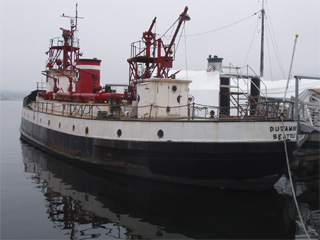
top-left (1, 100), bottom-right (319, 239)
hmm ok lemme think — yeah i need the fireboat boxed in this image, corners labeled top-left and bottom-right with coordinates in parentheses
top-left (20, 6), bottom-right (298, 190)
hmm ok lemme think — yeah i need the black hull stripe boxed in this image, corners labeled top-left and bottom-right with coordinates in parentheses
top-left (20, 117), bottom-right (296, 190)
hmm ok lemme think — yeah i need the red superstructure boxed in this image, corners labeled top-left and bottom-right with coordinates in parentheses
top-left (45, 27), bottom-right (80, 70)
top-left (75, 59), bottom-right (101, 94)
top-left (41, 6), bottom-right (189, 104)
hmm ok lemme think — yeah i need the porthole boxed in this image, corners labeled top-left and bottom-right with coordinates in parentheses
top-left (59, 122), bottom-right (61, 128)
top-left (33, 116), bottom-right (35, 120)
top-left (85, 127), bottom-right (89, 135)
top-left (117, 129), bottom-right (122, 137)
top-left (157, 129), bottom-right (164, 139)
top-left (40, 118), bottom-right (41, 123)
top-left (72, 125), bottom-right (75, 131)
top-left (48, 120), bottom-right (50, 126)
top-left (171, 85), bottom-right (177, 93)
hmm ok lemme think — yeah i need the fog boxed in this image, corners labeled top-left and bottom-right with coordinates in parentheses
top-left (1, 0), bottom-right (319, 92)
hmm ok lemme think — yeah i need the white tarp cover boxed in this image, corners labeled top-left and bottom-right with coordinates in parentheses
top-left (175, 70), bottom-right (319, 106)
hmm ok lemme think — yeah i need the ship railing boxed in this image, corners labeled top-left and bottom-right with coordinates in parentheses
top-left (50, 37), bottom-right (64, 47)
top-left (298, 101), bottom-right (320, 127)
top-left (37, 82), bottom-right (46, 91)
top-left (130, 40), bottom-right (175, 60)
top-left (49, 37), bottom-right (80, 49)
top-left (34, 101), bottom-right (105, 119)
top-left (130, 40), bottom-right (143, 58)
top-left (244, 65), bottom-right (268, 100)
top-left (190, 101), bottom-right (293, 120)
top-left (32, 99), bottom-right (294, 121)
top-left (258, 98), bottom-right (294, 119)
top-left (121, 100), bottom-right (294, 120)
top-left (223, 64), bottom-right (268, 98)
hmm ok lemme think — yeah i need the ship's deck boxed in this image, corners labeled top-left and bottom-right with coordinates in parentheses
top-left (25, 98), bottom-right (293, 122)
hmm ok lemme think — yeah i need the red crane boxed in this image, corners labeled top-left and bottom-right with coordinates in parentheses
top-left (42, 6), bottom-right (190, 105)
top-left (127, 6), bottom-right (190, 100)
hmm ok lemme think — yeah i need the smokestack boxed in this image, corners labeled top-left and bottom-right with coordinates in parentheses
top-left (207, 55), bottom-right (223, 73)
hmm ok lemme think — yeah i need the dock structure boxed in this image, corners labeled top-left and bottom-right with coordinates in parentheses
top-left (292, 76), bottom-right (320, 148)
top-left (294, 148), bottom-right (319, 179)
top-left (288, 76), bottom-right (320, 177)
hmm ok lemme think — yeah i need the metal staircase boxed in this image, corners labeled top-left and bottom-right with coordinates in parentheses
top-left (221, 64), bottom-right (267, 118)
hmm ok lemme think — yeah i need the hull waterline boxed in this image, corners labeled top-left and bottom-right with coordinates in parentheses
top-left (20, 111), bottom-right (297, 190)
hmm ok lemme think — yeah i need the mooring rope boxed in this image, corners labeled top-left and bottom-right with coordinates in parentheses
top-left (281, 34), bottom-right (311, 240)
top-left (281, 116), bottom-right (311, 240)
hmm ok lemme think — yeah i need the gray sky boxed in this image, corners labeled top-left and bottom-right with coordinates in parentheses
top-left (1, 0), bottom-right (319, 92)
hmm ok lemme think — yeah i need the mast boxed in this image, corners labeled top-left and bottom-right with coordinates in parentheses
top-left (260, 0), bottom-right (265, 77)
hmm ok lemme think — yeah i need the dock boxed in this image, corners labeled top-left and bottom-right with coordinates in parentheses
top-left (294, 148), bottom-right (319, 179)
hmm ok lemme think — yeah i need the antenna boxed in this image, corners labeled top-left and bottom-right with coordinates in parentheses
top-left (61, 3), bottom-right (84, 31)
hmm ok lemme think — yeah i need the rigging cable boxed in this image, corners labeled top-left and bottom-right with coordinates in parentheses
top-left (265, 21), bottom-right (274, 80)
top-left (161, 18), bottom-right (176, 41)
top-left (159, 9), bottom-right (261, 80)
top-left (162, 10), bottom-right (260, 38)
top-left (265, 17), bottom-right (286, 79)
top-left (184, 22), bottom-right (188, 80)
top-left (265, 2), bottom-right (287, 78)
top-left (174, 21), bottom-right (188, 79)
top-left (242, 14), bottom-right (261, 68)
top-left (175, 20), bottom-right (185, 54)
top-left (281, 34), bottom-right (311, 240)
top-left (186, 10), bottom-right (260, 37)
top-left (159, 17), bottom-right (179, 40)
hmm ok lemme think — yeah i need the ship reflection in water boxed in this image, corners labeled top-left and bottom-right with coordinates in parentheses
top-left (21, 141), bottom-right (318, 239)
